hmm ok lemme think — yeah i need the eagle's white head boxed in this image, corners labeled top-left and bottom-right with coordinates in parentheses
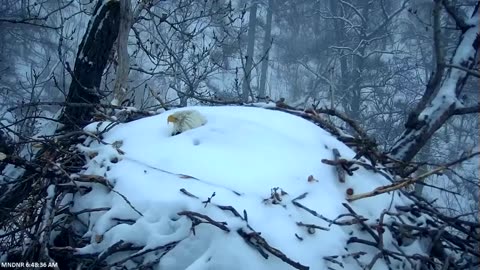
top-left (167, 110), bottom-right (207, 135)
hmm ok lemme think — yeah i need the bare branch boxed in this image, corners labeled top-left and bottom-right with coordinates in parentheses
top-left (443, 0), bottom-right (469, 31)
top-left (453, 103), bottom-right (480, 115)
top-left (337, 0), bottom-right (367, 26)
top-left (348, 152), bottom-right (480, 202)
top-left (0, 18), bottom-right (60, 29)
top-left (444, 64), bottom-right (480, 78)
top-left (366, 0), bottom-right (408, 39)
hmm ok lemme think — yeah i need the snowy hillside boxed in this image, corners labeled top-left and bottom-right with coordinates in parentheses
top-left (73, 106), bottom-right (427, 269)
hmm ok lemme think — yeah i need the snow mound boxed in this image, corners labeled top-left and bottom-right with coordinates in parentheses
top-left (73, 106), bottom-right (424, 269)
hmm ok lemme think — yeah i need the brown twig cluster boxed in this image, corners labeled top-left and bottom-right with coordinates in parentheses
top-left (293, 193), bottom-right (479, 270)
top-left (0, 132), bottom-right (88, 268)
top-left (265, 100), bottom-right (480, 269)
top-left (0, 105), bottom-right (158, 268)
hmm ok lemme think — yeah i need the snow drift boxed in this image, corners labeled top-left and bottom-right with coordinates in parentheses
top-left (72, 106), bottom-right (427, 269)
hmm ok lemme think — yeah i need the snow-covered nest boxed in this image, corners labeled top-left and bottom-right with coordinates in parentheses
top-left (72, 106), bottom-right (429, 269)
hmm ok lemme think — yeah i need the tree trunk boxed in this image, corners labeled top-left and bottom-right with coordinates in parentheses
top-left (414, 143), bottom-right (431, 197)
top-left (60, 0), bottom-right (121, 129)
top-left (242, 2), bottom-right (257, 102)
top-left (390, 3), bottom-right (479, 164)
top-left (0, 0), bottom-right (121, 226)
top-left (259, 0), bottom-right (273, 98)
top-left (112, 0), bottom-right (132, 106)
top-left (330, 0), bottom-right (348, 109)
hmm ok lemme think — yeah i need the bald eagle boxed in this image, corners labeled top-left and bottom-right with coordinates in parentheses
top-left (167, 110), bottom-right (207, 135)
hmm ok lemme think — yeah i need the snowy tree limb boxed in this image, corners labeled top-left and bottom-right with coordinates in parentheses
top-left (406, 0), bottom-right (445, 123)
top-left (390, 3), bottom-right (479, 163)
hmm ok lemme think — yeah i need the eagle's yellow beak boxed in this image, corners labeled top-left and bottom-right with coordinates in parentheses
top-left (167, 115), bottom-right (177, 123)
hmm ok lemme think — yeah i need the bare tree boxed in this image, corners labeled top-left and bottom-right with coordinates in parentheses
top-left (126, 0), bottom-right (236, 106)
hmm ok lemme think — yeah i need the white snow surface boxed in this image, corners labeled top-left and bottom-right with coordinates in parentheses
top-left (74, 106), bottom-right (422, 269)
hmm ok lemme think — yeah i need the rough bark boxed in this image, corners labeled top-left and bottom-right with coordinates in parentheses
top-left (60, 0), bottom-right (121, 129)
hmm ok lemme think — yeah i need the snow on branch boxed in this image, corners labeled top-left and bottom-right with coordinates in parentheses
top-left (389, 3), bottom-right (479, 163)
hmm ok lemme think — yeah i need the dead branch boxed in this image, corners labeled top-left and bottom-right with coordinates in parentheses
top-left (453, 103), bottom-right (480, 115)
top-left (332, 148), bottom-right (346, 182)
top-left (178, 211), bottom-right (230, 232)
top-left (444, 64), bottom-right (480, 78)
top-left (347, 152), bottom-right (479, 202)
top-left (237, 228), bottom-right (310, 270)
top-left (296, 222), bottom-right (329, 232)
